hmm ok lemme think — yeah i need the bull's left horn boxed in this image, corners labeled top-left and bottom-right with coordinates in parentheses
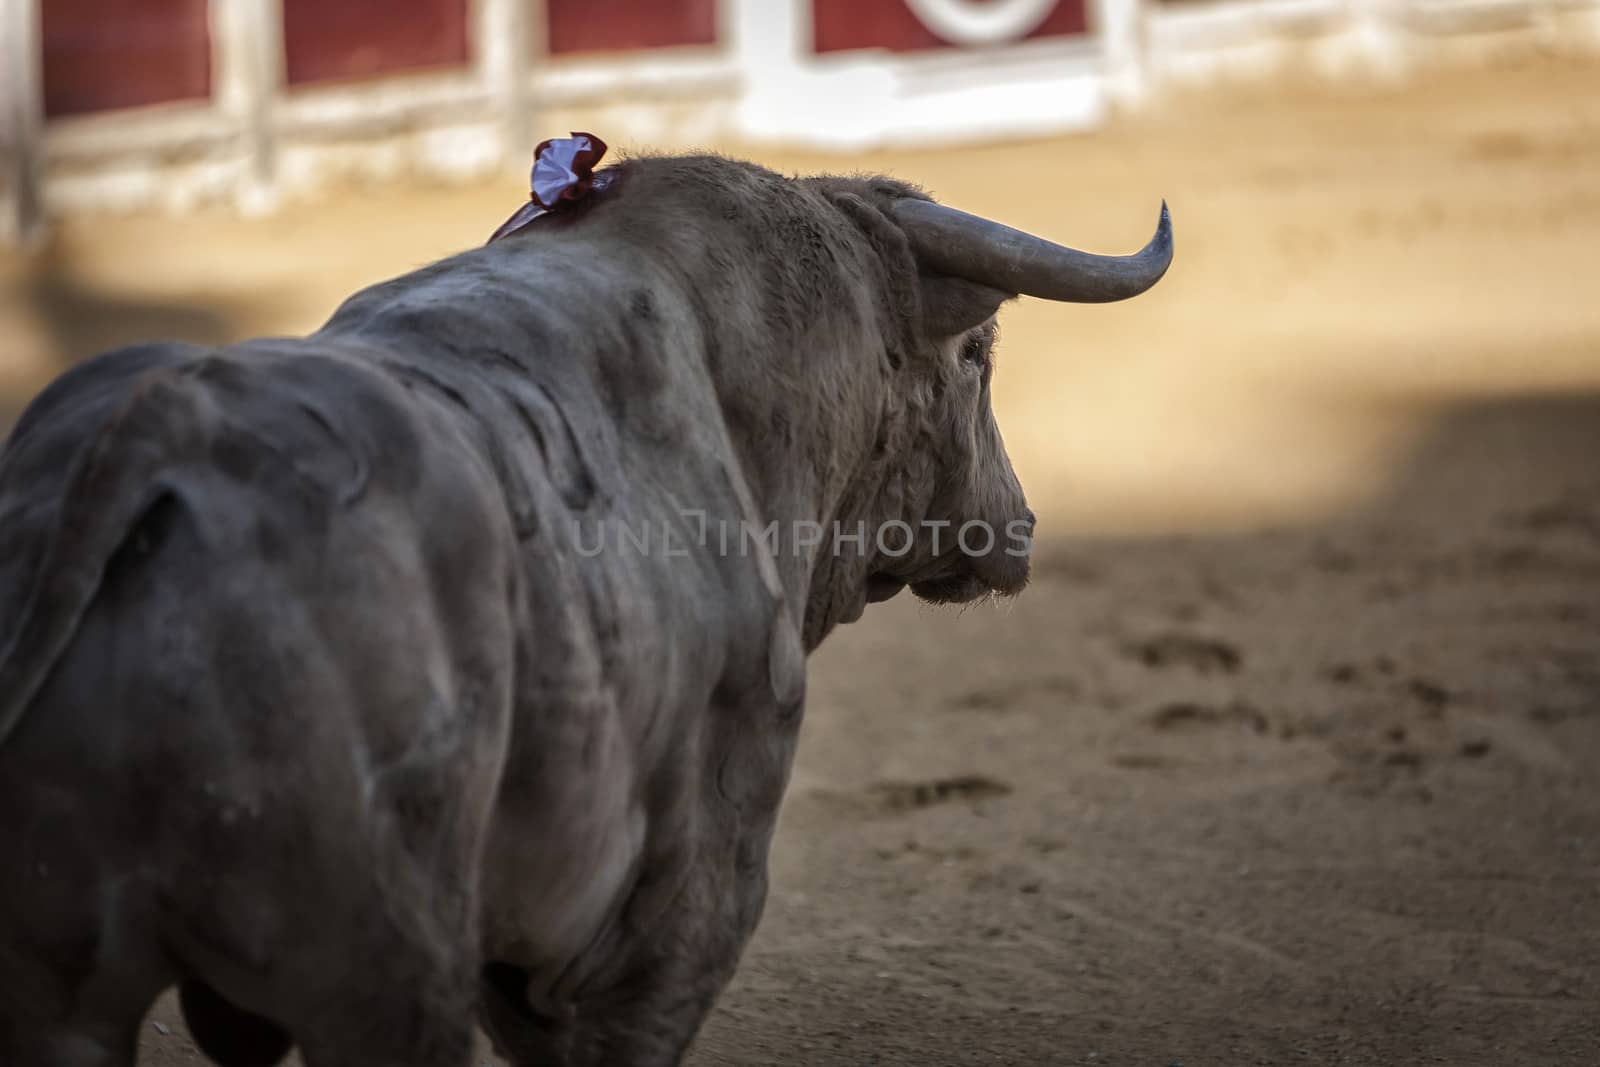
top-left (891, 199), bottom-right (1173, 304)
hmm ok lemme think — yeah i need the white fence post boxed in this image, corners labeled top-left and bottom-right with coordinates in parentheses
top-left (213, 0), bottom-right (284, 214)
top-left (727, 0), bottom-right (812, 143)
top-left (1343, 0), bottom-right (1406, 80)
top-left (1, 0), bottom-right (46, 245)
top-left (1095, 0), bottom-right (1147, 107)
top-left (478, 0), bottom-right (538, 166)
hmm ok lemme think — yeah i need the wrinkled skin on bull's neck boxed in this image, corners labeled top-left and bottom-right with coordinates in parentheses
top-left (0, 154), bottom-right (1131, 1067)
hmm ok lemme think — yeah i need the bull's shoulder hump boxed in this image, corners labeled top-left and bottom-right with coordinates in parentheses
top-left (179, 342), bottom-right (449, 504)
top-left (2, 340), bottom-right (212, 461)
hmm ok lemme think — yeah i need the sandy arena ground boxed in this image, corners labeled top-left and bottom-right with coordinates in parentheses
top-left (2, 56), bottom-right (1599, 1066)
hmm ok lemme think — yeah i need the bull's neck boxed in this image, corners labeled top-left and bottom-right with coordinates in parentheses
top-left (710, 364), bottom-right (886, 653)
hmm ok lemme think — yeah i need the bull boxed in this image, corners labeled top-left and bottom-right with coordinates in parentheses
top-left (0, 152), bottom-right (1170, 1066)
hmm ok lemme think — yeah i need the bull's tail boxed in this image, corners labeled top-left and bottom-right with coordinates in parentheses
top-left (0, 368), bottom-right (204, 747)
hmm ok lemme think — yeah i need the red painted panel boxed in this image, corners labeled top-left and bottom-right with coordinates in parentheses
top-left (43, 0), bottom-right (211, 117)
top-left (546, 0), bottom-right (717, 55)
top-left (284, 0), bottom-right (471, 86)
top-left (814, 0), bottom-right (1087, 53)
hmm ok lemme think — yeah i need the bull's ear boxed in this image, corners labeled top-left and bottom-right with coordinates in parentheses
top-left (919, 275), bottom-right (1013, 339)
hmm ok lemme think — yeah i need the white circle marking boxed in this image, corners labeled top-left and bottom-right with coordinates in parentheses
top-left (904, 0), bottom-right (1060, 46)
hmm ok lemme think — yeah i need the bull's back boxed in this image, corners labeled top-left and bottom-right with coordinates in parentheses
top-left (0, 340), bottom-right (518, 1035)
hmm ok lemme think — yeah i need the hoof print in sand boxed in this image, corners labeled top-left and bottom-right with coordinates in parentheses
top-left (869, 775), bottom-right (1013, 813)
top-left (1148, 700), bottom-right (1269, 734)
top-left (1405, 677), bottom-right (1453, 713)
top-left (1124, 633), bottom-right (1242, 674)
top-left (952, 675), bottom-right (1082, 713)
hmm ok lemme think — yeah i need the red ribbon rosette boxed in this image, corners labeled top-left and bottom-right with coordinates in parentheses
top-left (487, 132), bottom-right (610, 244)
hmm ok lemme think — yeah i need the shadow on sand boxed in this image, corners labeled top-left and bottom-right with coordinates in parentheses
top-left (710, 384), bottom-right (1600, 1065)
top-left (2, 239), bottom-right (238, 429)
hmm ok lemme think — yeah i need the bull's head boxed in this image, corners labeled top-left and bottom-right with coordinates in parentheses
top-left (811, 179), bottom-right (1173, 614)
top-left (528, 155), bottom-right (1171, 646)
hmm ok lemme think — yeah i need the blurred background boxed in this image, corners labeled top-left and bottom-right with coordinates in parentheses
top-left (3, 1), bottom-right (1600, 1064)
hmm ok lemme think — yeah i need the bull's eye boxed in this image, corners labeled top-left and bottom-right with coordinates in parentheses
top-left (959, 335), bottom-right (987, 369)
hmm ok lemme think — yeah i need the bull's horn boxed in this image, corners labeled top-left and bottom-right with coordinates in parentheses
top-left (891, 199), bottom-right (1173, 304)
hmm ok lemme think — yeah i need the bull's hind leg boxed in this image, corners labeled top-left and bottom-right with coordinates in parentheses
top-left (0, 1023), bottom-right (137, 1067)
top-left (282, 889), bottom-right (481, 1067)
top-left (293, 979), bottom-right (477, 1067)
top-left (0, 960), bottom-right (165, 1067)
top-left (0, 725), bottom-right (173, 1067)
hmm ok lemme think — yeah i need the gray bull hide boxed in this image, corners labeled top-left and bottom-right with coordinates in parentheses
top-left (0, 155), bottom-right (1170, 1067)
